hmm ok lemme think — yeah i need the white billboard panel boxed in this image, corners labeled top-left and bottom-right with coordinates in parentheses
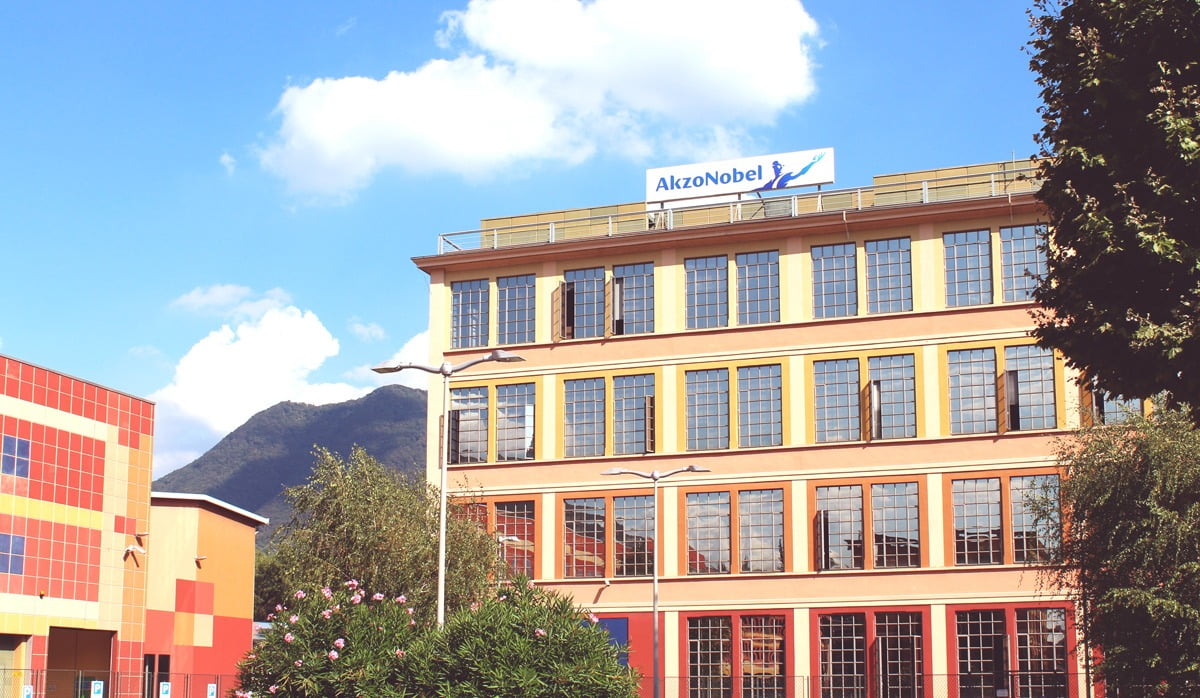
top-left (645, 147), bottom-right (834, 204)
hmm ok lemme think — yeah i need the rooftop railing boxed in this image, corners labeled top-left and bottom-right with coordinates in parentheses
top-left (437, 164), bottom-right (1040, 254)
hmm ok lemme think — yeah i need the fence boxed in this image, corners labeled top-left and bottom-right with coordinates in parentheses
top-left (0, 670), bottom-right (239, 698)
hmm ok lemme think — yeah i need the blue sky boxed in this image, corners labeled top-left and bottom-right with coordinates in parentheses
top-left (0, 1), bottom-right (1043, 476)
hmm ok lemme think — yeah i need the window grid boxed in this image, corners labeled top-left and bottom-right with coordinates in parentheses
top-left (875, 612), bottom-right (924, 698)
top-left (450, 279), bottom-right (489, 348)
top-left (819, 613), bottom-right (866, 698)
top-left (1100, 394), bottom-right (1143, 424)
top-left (949, 348), bottom-right (997, 434)
top-left (614, 495), bottom-right (655, 577)
top-left (1011, 475), bottom-right (1060, 563)
top-left (563, 378), bottom-right (605, 457)
top-left (737, 364), bottom-right (783, 448)
top-left (944, 230), bottom-right (993, 307)
top-left (866, 237), bottom-right (913, 313)
top-left (816, 485), bottom-right (864, 571)
top-left (613, 262), bottom-right (654, 334)
top-left (687, 369), bottom-right (730, 451)
top-left (1016, 608), bottom-right (1069, 698)
top-left (738, 489), bottom-right (784, 573)
top-left (565, 267), bottom-right (605, 339)
top-left (1005, 345), bottom-right (1057, 430)
top-left (496, 274), bottom-right (535, 345)
top-left (872, 482), bottom-right (920, 568)
top-left (563, 497), bottom-right (606, 578)
top-left (953, 478), bottom-right (1003, 565)
top-left (812, 243), bottom-right (858, 318)
top-left (686, 256), bottom-right (729, 329)
top-left (449, 387), bottom-right (488, 464)
top-left (956, 610), bottom-right (1007, 698)
top-left (736, 250), bottom-right (780, 325)
top-left (0, 533), bottom-right (25, 575)
top-left (1, 435), bottom-right (30, 478)
top-left (613, 374), bottom-right (654, 455)
top-left (815, 358), bottom-right (861, 443)
top-left (868, 354), bottom-right (917, 439)
top-left (1001, 224), bottom-right (1047, 302)
top-left (495, 383), bottom-right (534, 461)
top-left (687, 491), bottom-right (731, 574)
top-left (688, 616), bottom-right (733, 697)
top-left (740, 615), bottom-right (786, 698)
top-left (495, 501), bottom-right (535, 579)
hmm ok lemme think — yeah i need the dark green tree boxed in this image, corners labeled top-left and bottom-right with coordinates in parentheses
top-left (1035, 408), bottom-right (1200, 691)
top-left (270, 446), bottom-right (501, 624)
top-left (1029, 0), bottom-right (1200, 411)
top-left (253, 548), bottom-right (287, 620)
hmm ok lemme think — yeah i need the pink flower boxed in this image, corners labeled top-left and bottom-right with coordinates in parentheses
top-left (395, 649), bottom-right (406, 658)
top-left (470, 602), bottom-right (479, 612)
top-left (333, 638), bottom-right (346, 649)
top-left (499, 595), bottom-right (507, 601)
top-left (288, 615), bottom-right (298, 624)
top-left (322, 586), bottom-right (333, 600)
top-left (294, 590), bottom-right (306, 600)
top-left (345, 579), bottom-right (359, 590)
top-left (534, 628), bottom-right (547, 637)
top-left (351, 593), bottom-right (363, 604)
top-left (409, 618), bottom-right (416, 626)
top-left (283, 633), bottom-right (294, 643)
top-left (587, 613), bottom-right (600, 624)
top-left (328, 650), bottom-right (339, 661)
top-left (526, 580), bottom-right (535, 589)
top-left (268, 685), bottom-right (277, 694)
top-left (294, 660), bottom-right (303, 667)
top-left (321, 609), bottom-right (333, 619)
top-left (275, 604), bottom-right (284, 612)
top-left (394, 594), bottom-right (407, 603)
top-left (406, 607), bottom-right (414, 615)
top-left (372, 593), bottom-right (385, 601)
top-left (266, 613), bottom-right (275, 621)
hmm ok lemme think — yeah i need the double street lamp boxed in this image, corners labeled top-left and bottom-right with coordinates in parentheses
top-left (602, 465), bottom-right (710, 698)
top-left (373, 349), bottom-right (525, 626)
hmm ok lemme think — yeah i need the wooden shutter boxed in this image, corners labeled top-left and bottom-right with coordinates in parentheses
top-left (604, 277), bottom-right (615, 338)
top-left (1077, 377), bottom-right (1096, 427)
top-left (642, 395), bottom-right (656, 454)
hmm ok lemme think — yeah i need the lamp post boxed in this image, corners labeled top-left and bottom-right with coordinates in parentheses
top-left (373, 349), bottom-right (525, 626)
top-left (601, 465), bottom-right (710, 698)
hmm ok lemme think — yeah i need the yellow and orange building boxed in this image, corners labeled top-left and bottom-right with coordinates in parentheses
top-left (412, 155), bottom-right (1128, 698)
top-left (0, 355), bottom-right (263, 698)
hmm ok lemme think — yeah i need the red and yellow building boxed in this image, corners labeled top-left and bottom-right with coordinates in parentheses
top-left (411, 156), bottom-right (1122, 697)
top-left (0, 355), bottom-right (263, 698)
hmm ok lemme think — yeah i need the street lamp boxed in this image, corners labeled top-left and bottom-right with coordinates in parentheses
top-left (373, 349), bottom-right (525, 626)
top-left (601, 465), bottom-right (710, 698)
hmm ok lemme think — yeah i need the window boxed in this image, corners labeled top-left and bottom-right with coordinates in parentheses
top-left (1015, 608), bottom-right (1069, 698)
top-left (612, 262), bottom-right (654, 335)
top-left (563, 378), bottom-right (605, 457)
top-left (1010, 475), bottom-right (1060, 563)
top-left (736, 250), bottom-right (779, 325)
top-left (613, 374), bottom-right (655, 455)
top-left (497, 274), bottom-right (535, 345)
top-left (952, 478), bottom-right (1002, 565)
top-left (812, 243), bottom-right (857, 318)
top-left (737, 364), bottom-right (782, 447)
top-left (955, 609), bottom-right (1007, 698)
top-left (1000, 224), bottom-right (1047, 302)
top-left (944, 230), bottom-right (993, 307)
top-left (686, 488), bottom-right (785, 575)
top-left (1097, 393), bottom-right (1143, 425)
top-left (686, 256), bottom-right (729, 329)
top-left (686, 369), bottom-right (730, 450)
top-left (954, 607), bottom-right (1070, 698)
top-left (451, 279), bottom-right (489, 348)
top-left (688, 614), bottom-right (787, 698)
top-left (818, 611), bottom-right (925, 698)
top-left (0, 533), bottom-right (25, 574)
top-left (815, 482), bottom-right (920, 571)
top-left (1, 435), bottom-right (30, 478)
top-left (564, 267), bottom-right (605, 339)
top-left (868, 354), bottom-right (917, 439)
top-left (495, 500), bottom-right (536, 578)
top-left (866, 237), bottom-right (913, 313)
top-left (1002, 345), bottom-right (1056, 431)
top-left (814, 358), bottom-right (860, 442)
top-left (495, 383), bottom-right (535, 461)
top-left (142, 654), bottom-right (171, 698)
top-left (449, 387), bottom-right (489, 464)
top-left (948, 348), bottom-right (997, 434)
top-left (561, 493), bottom-right (655, 578)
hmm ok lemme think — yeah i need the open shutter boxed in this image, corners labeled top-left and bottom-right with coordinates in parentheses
top-left (611, 275), bottom-right (625, 336)
top-left (814, 510), bottom-right (829, 571)
top-left (604, 277), bottom-right (615, 338)
top-left (1078, 377), bottom-right (1096, 427)
top-left (642, 395), bottom-right (656, 454)
top-left (551, 282), bottom-right (563, 342)
top-left (446, 409), bottom-right (461, 464)
top-left (996, 371), bottom-right (1008, 433)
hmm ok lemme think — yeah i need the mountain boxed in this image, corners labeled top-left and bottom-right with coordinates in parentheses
top-left (153, 384), bottom-right (428, 540)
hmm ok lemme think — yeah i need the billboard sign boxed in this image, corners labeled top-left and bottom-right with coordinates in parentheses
top-left (646, 147), bottom-right (834, 204)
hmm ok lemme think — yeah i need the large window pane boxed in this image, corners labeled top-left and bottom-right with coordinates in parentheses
top-left (564, 378), bottom-right (605, 457)
top-left (613, 374), bottom-right (654, 455)
top-left (1005, 345), bottom-right (1056, 430)
top-left (687, 256), bottom-right (729, 329)
top-left (687, 491), bottom-right (731, 574)
top-left (819, 613), bottom-right (866, 698)
top-left (872, 482), bottom-right (920, 568)
top-left (815, 358), bottom-right (861, 442)
top-left (739, 489), bottom-right (784, 573)
top-left (1000, 224), bottom-right (1047, 302)
top-left (687, 369), bottom-right (730, 450)
top-left (497, 274), bottom-right (535, 344)
top-left (956, 610), bottom-right (1006, 698)
top-left (944, 230), bottom-right (993, 307)
top-left (866, 237), bottom-right (912, 313)
top-left (1016, 608), bottom-right (1068, 698)
top-left (563, 497), bottom-right (605, 578)
top-left (813, 243), bottom-right (857, 318)
top-left (816, 485), bottom-right (863, 570)
top-left (614, 495), bottom-right (654, 577)
top-left (736, 250), bottom-right (780, 325)
top-left (613, 262), bottom-right (654, 334)
top-left (953, 478), bottom-right (1002, 565)
top-left (689, 616), bottom-right (733, 697)
top-left (876, 612), bottom-right (924, 698)
top-left (495, 501), bottom-right (535, 578)
top-left (1011, 474), bottom-right (1060, 563)
top-left (741, 615), bottom-right (786, 698)
top-left (495, 383), bottom-right (534, 461)
top-left (451, 279), bottom-right (489, 348)
top-left (869, 354), bottom-right (916, 439)
top-left (449, 386), bottom-right (488, 464)
top-left (738, 364), bottom-right (782, 448)
top-left (949, 348), bottom-right (997, 434)
top-left (565, 267), bottom-right (605, 338)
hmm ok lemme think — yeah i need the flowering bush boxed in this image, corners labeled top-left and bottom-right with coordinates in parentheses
top-left (237, 578), bottom-right (636, 697)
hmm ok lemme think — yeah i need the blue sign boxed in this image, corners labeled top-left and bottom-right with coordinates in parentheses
top-left (90, 680), bottom-right (104, 697)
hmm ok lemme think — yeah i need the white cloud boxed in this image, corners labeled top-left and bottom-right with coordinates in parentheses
top-left (219, 151), bottom-right (236, 175)
top-left (357, 330), bottom-right (432, 391)
top-left (349, 317), bottom-right (386, 342)
top-left (336, 17), bottom-right (357, 37)
top-left (260, 0), bottom-right (819, 197)
top-left (152, 291), bottom-right (372, 477)
top-left (171, 284), bottom-right (292, 320)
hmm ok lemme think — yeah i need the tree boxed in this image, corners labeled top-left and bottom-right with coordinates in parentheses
top-left (1035, 408), bottom-right (1200, 691)
top-left (1028, 0), bottom-right (1200, 411)
top-left (270, 446), bottom-right (501, 624)
top-left (254, 548), bottom-right (287, 621)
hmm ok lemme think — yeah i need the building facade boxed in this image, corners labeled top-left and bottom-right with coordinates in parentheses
top-left (0, 355), bottom-right (262, 698)
top-left (412, 159), bottom-right (1114, 698)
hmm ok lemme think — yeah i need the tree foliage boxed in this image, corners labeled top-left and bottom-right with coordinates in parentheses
top-left (1029, 0), bottom-right (1200, 411)
top-left (1038, 408), bottom-right (1200, 689)
top-left (269, 446), bottom-right (501, 624)
top-left (236, 578), bottom-right (637, 697)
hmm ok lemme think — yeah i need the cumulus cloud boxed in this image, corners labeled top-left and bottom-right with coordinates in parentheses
top-left (152, 286), bottom-right (372, 476)
top-left (358, 330), bottom-right (432, 391)
top-left (349, 317), bottom-right (386, 342)
top-left (219, 151), bottom-right (236, 175)
top-left (260, 0), bottom-right (819, 197)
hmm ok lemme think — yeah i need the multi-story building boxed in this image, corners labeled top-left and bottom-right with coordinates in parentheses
top-left (411, 154), bottom-right (1122, 698)
top-left (0, 354), bottom-right (264, 698)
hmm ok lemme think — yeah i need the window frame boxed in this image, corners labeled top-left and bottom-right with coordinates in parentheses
top-left (942, 469), bottom-right (1062, 568)
top-left (942, 343), bottom-right (1063, 437)
top-left (810, 476), bottom-right (927, 572)
top-left (943, 229), bottom-right (994, 308)
top-left (735, 249), bottom-right (781, 325)
top-left (865, 236), bottom-right (914, 314)
top-left (679, 483), bottom-right (792, 576)
top-left (999, 224), bottom-right (1047, 303)
top-left (682, 361), bottom-right (790, 452)
top-left (558, 371), bottom-right (658, 458)
top-left (680, 609), bottom-right (793, 698)
top-left (450, 278), bottom-right (490, 349)
top-left (496, 273), bottom-right (536, 345)
top-left (685, 254), bottom-right (730, 330)
top-left (811, 241), bottom-right (858, 318)
top-left (810, 606), bottom-right (932, 698)
top-left (556, 488), bottom-right (656, 579)
top-left (449, 381), bottom-right (538, 464)
top-left (460, 496), bottom-right (541, 580)
top-left (945, 602), bottom-right (1076, 698)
